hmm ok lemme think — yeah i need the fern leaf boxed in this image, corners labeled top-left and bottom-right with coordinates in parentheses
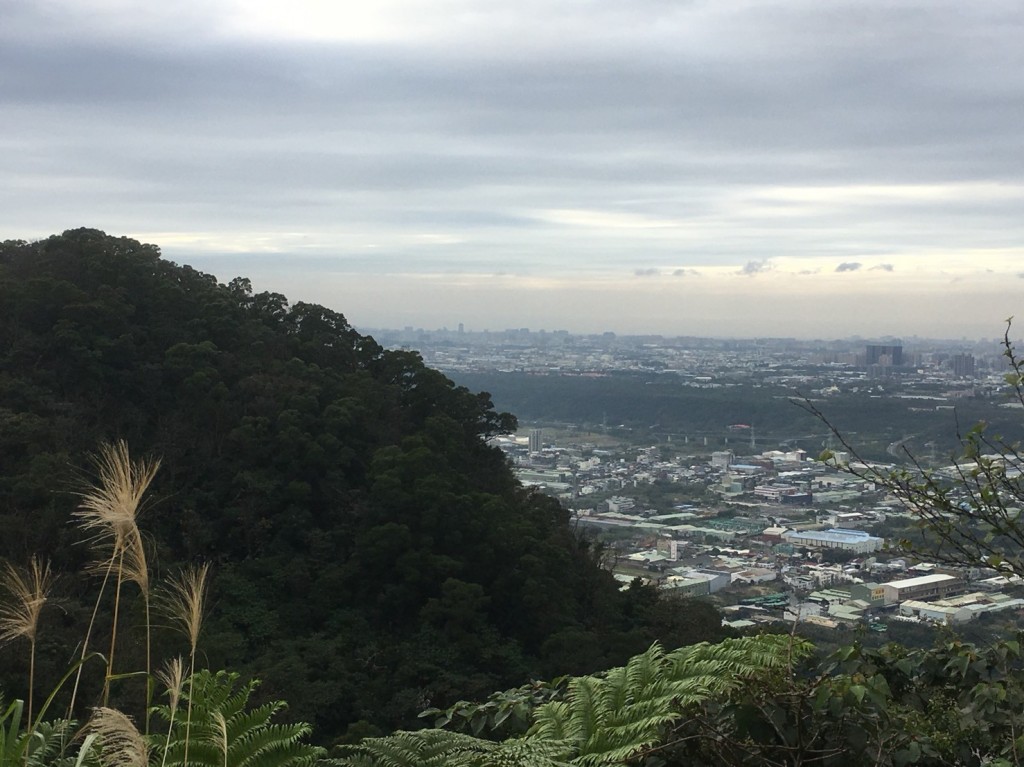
top-left (335, 729), bottom-right (498, 767)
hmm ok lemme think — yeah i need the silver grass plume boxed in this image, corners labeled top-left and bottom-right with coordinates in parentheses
top-left (70, 440), bottom-right (159, 710)
top-left (162, 563), bottom-right (210, 656)
top-left (90, 707), bottom-right (149, 767)
top-left (155, 657), bottom-right (185, 767)
top-left (74, 440), bottom-right (160, 550)
top-left (156, 657), bottom-right (186, 719)
top-left (0, 556), bottom-right (53, 645)
top-left (0, 556), bottom-right (55, 727)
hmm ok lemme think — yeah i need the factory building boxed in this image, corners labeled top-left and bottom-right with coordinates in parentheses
top-left (782, 528), bottom-right (884, 554)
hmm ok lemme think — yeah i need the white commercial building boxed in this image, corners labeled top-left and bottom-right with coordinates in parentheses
top-left (782, 528), bottom-right (883, 554)
top-left (881, 573), bottom-right (964, 605)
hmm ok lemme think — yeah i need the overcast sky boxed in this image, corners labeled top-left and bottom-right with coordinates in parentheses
top-left (3, 0), bottom-right (1023, 339)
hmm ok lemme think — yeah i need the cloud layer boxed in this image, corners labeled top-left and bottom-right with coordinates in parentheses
top-left (2, 0), bottom-right (1023, 336)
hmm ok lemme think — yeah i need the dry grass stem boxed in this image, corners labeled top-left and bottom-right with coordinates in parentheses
top-left (87, 531), bottom-right (150, 592)
top-left (121, 530), bottom-right (150, 594)
top-left (0, 556), bottom-right (55, 727)
top-left (161, 563), bottom-right (210, 767)
top-left (156, 657), bottom-right (185, 767)
top-left (0, 557), bottom-right (53, 644)
top-left (212, 710), bottom-right (229, 767)
top-left (71, 440), bottom-right (159, 708)
top-left (156, 657), bottom-right (185, 718)
top-left (90, 707), bottom-right (149, 767)
top-left (69, 556), bottom-right (115, 717)
top-left (163, 563), bottom-right (210, 653)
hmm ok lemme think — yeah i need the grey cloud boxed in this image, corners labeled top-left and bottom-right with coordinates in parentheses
top-left (3, 0), bottom-right (1024, 290)
top-left (739, 260), bottom-right (771, 276)
top-left (672, 268), bottom-right (700, 277)
top-left (635, 268), bottom-right (660, 277)
top-left (835, 262), bottom-right (862, 272)
top-left (5, 13), bottom-right (1023, 185)
top-left (870, 264), bottom-right (895, 272)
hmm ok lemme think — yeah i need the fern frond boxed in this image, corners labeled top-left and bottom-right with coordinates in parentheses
top-left (14, 717), bottom-right (79, 767)
top-left (525, 633), bottom-right (798, 765)
top-left (224, 701), bottom-right (281, 742)
top-left (336, 729), bottom-right (498, 767)
top-left (529, 701), bottom-right (573, 743)
top-left (227, 722), bottom-right (317, 767)
top-left (485, 736), bottom-right (574, 767)
top-left (152, 670), bottom-right (323, 767)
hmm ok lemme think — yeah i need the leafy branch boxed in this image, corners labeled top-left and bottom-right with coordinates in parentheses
top-left (793, 319), bottom-right (1024, 574)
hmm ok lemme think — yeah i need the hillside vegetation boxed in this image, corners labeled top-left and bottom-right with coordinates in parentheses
top-left (0, 229), bottom-right (724, 739)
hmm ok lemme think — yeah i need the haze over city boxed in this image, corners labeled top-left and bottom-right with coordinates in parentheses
top-left (3, 0), bottom-right (1023, 338)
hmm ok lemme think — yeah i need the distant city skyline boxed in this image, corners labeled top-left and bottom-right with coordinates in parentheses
top-left (363, 322), bottom-right (992, 346)
top-left (367, 324), bottom-right (1003, 352)
top-left (3, 1), bottom-right (1023, 339)
top-left (248, 265), bottom-right (1017, 341)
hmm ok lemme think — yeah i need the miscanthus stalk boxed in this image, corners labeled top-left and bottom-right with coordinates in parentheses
top-left (161, 564), bottom-right (210, 767)
top-left (0, 556), bottom-right (55, 730)
top-left (71, 441), bottom-right (160, 711)
top-left (90, 707), bottom-right (149, 767)
top-left (155, 657), bottom-right (185, 767)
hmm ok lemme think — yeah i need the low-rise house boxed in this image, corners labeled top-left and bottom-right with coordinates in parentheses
top-left (850, 582), bottom-right (886, 606)
top-left (661, 576), bottom-right (711, 597)
top-left (803, 615), bottom-right (840, 629)
top-left (805, 564), bottom-right (850, 587)
top-left (625, 549), bottom-right (669, 567)
top-left (899, 600), bottom-right (972, 625)
top-left (667, 568), bottom-right (732, 594)
top-left (974, 575), bottom-right (1024, 591)
top-left (828, 602), bottom-right (869, 623)
top-left (732, 567), bottom-right (777, 585)
top-left (808, 588), bottom-right (854, 606)
top-left (759, 526), bottom-right (789, 544)
top-left (783, 572), bottom-right (816, 591)
top-left (919, 591), bottom-right (1024, 621)
top-left (881, 573), bottom-right (964, 605)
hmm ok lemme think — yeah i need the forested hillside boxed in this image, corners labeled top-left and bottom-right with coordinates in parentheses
top-left (0, 229), bottom-right (724, 740)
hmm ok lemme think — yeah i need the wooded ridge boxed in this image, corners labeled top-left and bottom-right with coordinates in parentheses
top-left (0, 229), bottom-right (725, 741)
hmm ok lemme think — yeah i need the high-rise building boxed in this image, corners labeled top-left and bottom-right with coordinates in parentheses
top-left (529, 429), bottom-right (543, 454)
top-left (866, 344), bottom-right (903, 366)
top-left (951, 353), bottom-right (976, 378)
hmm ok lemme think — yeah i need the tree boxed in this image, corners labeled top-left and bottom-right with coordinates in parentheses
top-left (1, 231), bottom-right (732, 739)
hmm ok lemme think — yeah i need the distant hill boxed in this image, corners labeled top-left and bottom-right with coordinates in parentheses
top-left (448, 370), bottom-right (1024, 461)
top-left (0, 229), bottom-right (725, 740)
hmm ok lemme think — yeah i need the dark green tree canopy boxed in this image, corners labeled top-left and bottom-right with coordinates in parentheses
top-left (0, 230), bottom-right (724, 739)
